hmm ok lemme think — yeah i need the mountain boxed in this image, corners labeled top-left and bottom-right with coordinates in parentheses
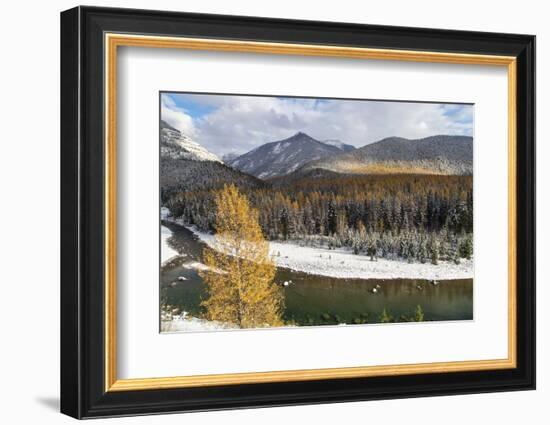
top-left (160, 120), bottom-right (221, 162)
top-left (321, 139), bottom-right (356, 152)
top-left (301, 135), bottom-right (473, 176)
top-left (221, 152), bottom-right (240, 163)
top-left (160, 120), bottom-right (263, 202)
top-left (228, 132), bottom-right (343, 179)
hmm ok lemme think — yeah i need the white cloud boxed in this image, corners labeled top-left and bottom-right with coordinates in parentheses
top-left (164, 94), bottom-right (473, 156)
top-left (161, 96), bottom-right (197, 137)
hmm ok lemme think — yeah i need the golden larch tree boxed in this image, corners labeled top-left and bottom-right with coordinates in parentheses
top-left (199, 184), bottom-right (284, 328)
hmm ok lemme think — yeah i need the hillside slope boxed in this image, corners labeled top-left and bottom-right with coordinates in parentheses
top-left (302, 135), bottom-right (473, 175)
top-left (229, 132), bottom-right (345, 179)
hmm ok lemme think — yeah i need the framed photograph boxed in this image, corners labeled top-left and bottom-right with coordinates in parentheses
top-left (60, 6), bottom-right (535, 419)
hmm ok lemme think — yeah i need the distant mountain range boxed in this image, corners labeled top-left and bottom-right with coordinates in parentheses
top-left (302, 135), bottom-right (473, 176)
top-left (228, 132), bottom-right (355, 179)
top-left (160, 120), bottom-right (221, 162)
top-left (160, 123), bottom-right (473, 198)
top-left (229, 132), bottom-right (472, 178)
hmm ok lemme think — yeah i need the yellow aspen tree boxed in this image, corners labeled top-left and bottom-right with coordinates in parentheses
top-left (336, 208), bottom-right (347, 238)
top-left (200, 184), bottom-right (284, 328)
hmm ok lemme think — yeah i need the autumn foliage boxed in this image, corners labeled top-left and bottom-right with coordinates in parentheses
top-left (199, 184), bottom-right (284, 328)
top-left (169, 173), bottom-right (473, 263)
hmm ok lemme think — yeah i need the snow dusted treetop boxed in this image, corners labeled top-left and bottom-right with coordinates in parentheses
top-left (160, 120), bottom-right (221, 162)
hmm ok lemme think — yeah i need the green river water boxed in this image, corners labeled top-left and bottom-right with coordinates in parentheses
top-left (161, 222), bottom-right (473, 326)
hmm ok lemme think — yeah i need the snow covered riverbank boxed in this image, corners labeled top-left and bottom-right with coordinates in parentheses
top-left (269, 241), bottom-right (473, 280)
top-left (180, 223), bottom-right (473, 281)
top-left (161, 225), bottom-right (180, 265)
top-left (161, 312), bottom-right (237, 333)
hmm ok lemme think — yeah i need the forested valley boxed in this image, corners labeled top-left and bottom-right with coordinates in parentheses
top-left (165, 172), bottom-right (473, 265)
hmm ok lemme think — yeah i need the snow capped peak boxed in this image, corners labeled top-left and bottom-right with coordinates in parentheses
top-left (322, 139), bottom-right (345, 148)
top-left (228, 132), bottom-right (343, 179)
top-left (176, 134), bottom-right (221, 162)
top-left (288, 131), bottom-right (315, 141)
top-left (160, 121), bottom-right (221, 162)
top-left (321, 139), bottom-right (356, 152)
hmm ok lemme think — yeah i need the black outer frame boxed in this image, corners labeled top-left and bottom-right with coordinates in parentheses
top-left (60, 6), bottom-right (536, 419)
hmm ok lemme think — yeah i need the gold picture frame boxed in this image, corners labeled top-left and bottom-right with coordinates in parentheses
top-left (61, 7), bottom-right (535, 418)
top-left (104, 33), bottom-right (517, 392)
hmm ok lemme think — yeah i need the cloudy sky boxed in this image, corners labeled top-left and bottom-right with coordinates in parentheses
top-left (161, 92), bottom-right (473, 157)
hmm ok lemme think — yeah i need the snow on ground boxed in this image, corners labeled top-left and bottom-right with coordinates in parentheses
top-left (268, 241), bottom-right (473, 280)
top-left (161, 312), bottom-right (237, 333)
top-left (161, 217), bottom-right (218, 273)
top-left (183, 224), bottom-right (473, 281)
top-left (161, 206), bottom-right (171, 219)
top-left (161, 225), bottom-right (180, 265)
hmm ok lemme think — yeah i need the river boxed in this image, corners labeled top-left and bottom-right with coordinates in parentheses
top-left (161, 222), bottom-right (473, 327)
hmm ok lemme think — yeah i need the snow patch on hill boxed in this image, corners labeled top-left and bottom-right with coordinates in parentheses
top-left (161, 123), bottom-right (221, 162)
top-left (321, 139), bottom-right (356, 152)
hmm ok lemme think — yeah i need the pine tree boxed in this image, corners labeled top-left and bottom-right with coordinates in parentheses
top-left (279, 207), bottom-right (289, 240)
top-left (418, 235), bottom-right (428, 264)
top-left (367, 235), bottom-right (377, 261)
top-left (353, 220), bottom-right (367, 254)
top-left (414, 305), bottom-right (424, 322)
top-left (429, 237), bottom-right (439, 265)
top-left (357, 219), bottom-right (367, 241)
top-left (336, 208), bottom-right (348, 238)
top-left (459, 235), bottom-right (473, 259)
top-left (200, 184), bottom-right (284, 328)
top-left (327, 199), bottom-right (337, 235)
top-left (380, 308), bottom-right (393, 323)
